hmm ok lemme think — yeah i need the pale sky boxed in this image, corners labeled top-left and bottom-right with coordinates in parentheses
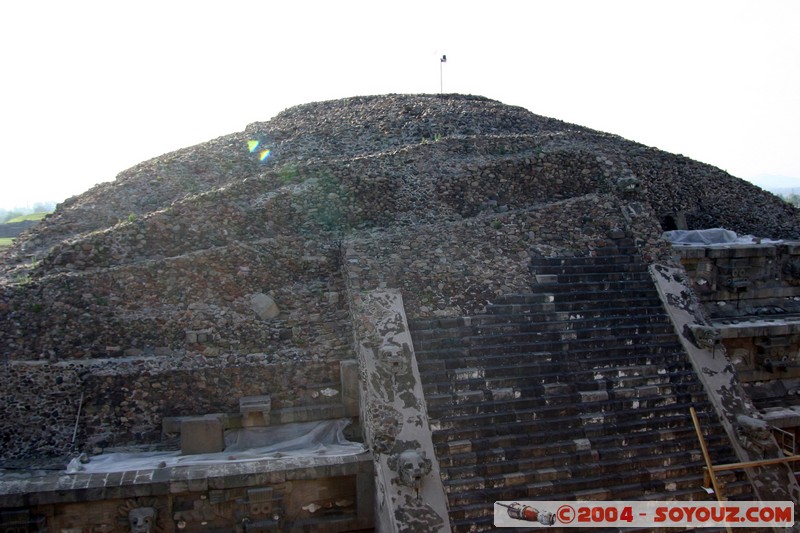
top-left (1, 0), bottom-right (799, 209)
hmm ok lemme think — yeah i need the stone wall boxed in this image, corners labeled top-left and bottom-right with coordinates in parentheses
top-left (0, 356), bottom-right (342, 462)
top-left (674, 243), bottom-right (800, 387)
top-left (2, 239), bottom-right (350, 361)
top-left (1, 455), bottom-right (373, 532)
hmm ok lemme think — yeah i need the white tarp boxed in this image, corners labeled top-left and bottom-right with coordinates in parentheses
top-left (66, 419), bottom-right (365, 474)
top-left (662, 228), bottom-right (781, 246)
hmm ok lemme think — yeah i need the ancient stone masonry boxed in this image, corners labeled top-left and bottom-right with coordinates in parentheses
top-left (651, 263), bottom-right (800, 510)
top-left (674, 243), bottom-right (800, 395)
top-left (343, 193), bottom-right (671, 319)
top-left (0, 357), bottom-right (342, 463)
top-left (2, 239), bottom-right (350, 361)
top-left (2, 93), bottom-right (800, 532)
top-left (349, 290), bottom-right (450, 532)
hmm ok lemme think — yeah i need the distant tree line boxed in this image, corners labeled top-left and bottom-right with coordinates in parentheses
top-left (780, 194), bottom-right (800, 209)
top-left (0, 202), bottom-right (56, 224)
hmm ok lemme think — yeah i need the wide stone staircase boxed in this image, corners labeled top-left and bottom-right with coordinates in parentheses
top-left (410, 245), bottom-right (752, 532)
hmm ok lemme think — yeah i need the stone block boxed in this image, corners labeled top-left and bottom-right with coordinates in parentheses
top-left (573, 438), bottom-right (592, 451)
top-left (208, 470), bottom-right (286, 490)
top-left (250, 293), bottom-right (280, 319)
top-left (240, 395), bottom-right (272, 427)
top-left (490, 387), bottom-right (519, 401)
top-left (161, 416), bottom-right (183, 436)
top-left (503, 472), bottom-right (528, 486)
top-left (240, 395), bottom-right (272, 414)
top-left (454, 390), bottom-right (484, 404)
top-left (636, 385), bottom-right (659, 397)
top-left (447, 440), bottom-right (472, 454)
top-left (340, 360), bottom-right (360, 416)
top-left (543, 383), bottom-right (570, 395)
top-left (579, 390), bottom-right (609, 403)
top-left (526, 481), bottom-right (553, 497)
top-left (242, 411), bottom-right (269, 427)
top-left (536, 468), bottom-right (562, 482)
top-left (181, 416), bottom-right (224, 455)
top-left (357, 472), bottom-right (375, 520)
top-left (574, 487), bottom-right (610, 500)
top-left (248, 486), bottom-right (273, 502)
top-left (186, 475), bottom-right (209, 492)
top-left (762, 406), bottom-right (800, 428)
top-left (169, 480), bottom-right (190, 494)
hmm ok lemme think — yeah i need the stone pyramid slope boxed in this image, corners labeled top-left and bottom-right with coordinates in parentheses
top-left (4, 95), bottom-right (576, 260)
top-left (5, 94), bottom-right (797, 269)
top-left (1, 94), bottom-right (798, 363)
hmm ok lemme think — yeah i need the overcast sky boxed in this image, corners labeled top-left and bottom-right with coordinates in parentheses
top-left (1, 0), bottom-right (798, 209)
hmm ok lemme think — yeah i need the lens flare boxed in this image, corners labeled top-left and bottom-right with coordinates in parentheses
top-left (259, 149), bottom-right (271, 162)
top-left (247, 140), bottom-right (260, 153)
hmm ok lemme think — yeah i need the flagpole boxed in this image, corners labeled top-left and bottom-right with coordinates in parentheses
top-left (440, 54), bottom-right (446, 94)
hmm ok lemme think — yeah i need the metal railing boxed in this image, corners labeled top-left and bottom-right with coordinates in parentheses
top-left (772, 426), bottom-right (796, 457)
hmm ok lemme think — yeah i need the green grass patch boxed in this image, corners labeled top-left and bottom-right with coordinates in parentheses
top-left (4, 212), bottom-right (48, 223)
top-left (0, 237), bottom-right (14, 248)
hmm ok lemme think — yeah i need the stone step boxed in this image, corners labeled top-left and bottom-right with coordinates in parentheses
top-left (424, 381), bottom-right (703, 412)
top-left (488, 290), bottom-right (660, 307)
top-left (427, 381), bottom-right (706, 416)
top-left (419, 355), bottom-right (694, 385)
top-left (464, 354), bottom-right (691, 376)
top-left (528, 279), bottom-right (657, 294)
top-left (500, 275), bottom-right (656, 305)
top-left (431, 408), bottom-right (703, 446)
top-left (415, 322), bottom-right (675, 351)
top-left (529, 252), bottom-right (643, 266)
top-left (439, 438), bottom-right (591, 470)
top-left (464, 333), bottom-right (682, 358)
top-left (411, 302), bottom-right (669, 332)
top-left (444, 456), bottom-right (718, 504)
top-left (422, 366), bottom-right (701, 397)
top-left (461, 323), bottom-right (677, 348)
top-left (447, 471), bottom-right (748, 533)
top-left (442, 447), bottom-right (600, 482)
top-left (431, 407), bottom-right (718, 446)
top-left (411, 312), bottom-right (674, 348)
top-left (544, 467), bottom-right (736, 501)
top-left (586, 426), bottom-right (703, 452)
top-left (480, 303), bottom-right (669, 322)
top-left (441, 432), bottom-right (723, 482)
top-left (448, 466), bottom-right (740, 516)
top-left (529, 249), bottom-right (644, 261)
top-left (416, 347), bottom-right (690, 376)
top-left (482, 297), bottom-right (665, 316)
top-left (478, 313), bottom-right (671, 333)
top-left (528, 261), bottom-right (648, 275)
top-left (437, 426), bottom-right (726, 469)
top-left (535, 270), bottom-right (652, 285)
top-left (443, 446), bottom-right (719, 488)
top-left (429, 391), bottom-right (711, 430)
top-left (419, 352), bottom-right (693, 384)
top-left (410, 308), bottom-right (672, 346)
